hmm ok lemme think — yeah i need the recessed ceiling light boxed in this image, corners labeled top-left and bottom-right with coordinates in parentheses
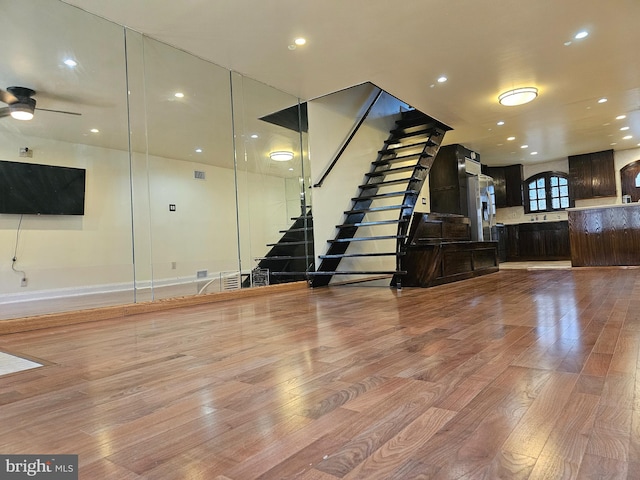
top-left (90, 128), bottom-right (99, 133)
top-left (575, 31), bottom-right (589, 40)
top-left (520, 145), bottom-right (528, 149)
top-left (507, 136), bottom-right (516, 141)
top-left (437, 76), bottom-right (448, 83)
top-left (294, 38), bottom-right (306, 46)
top-left (497, 121), bottom-right (505, 126)
top-left (174, 92), bottom-right (184, 98)
top-left (270, 151), bottom-right (293, 161)
top-left (564, 41), bottom-right (572, 46)
top-left (610, 142), bottom-right (617, 146)
top-left (288, 168), bottom-right (294, 171)
top-left (195, 148), bottom-right (203, 153)
top-left (498, 87), bottom-right (538, 106)
top-left (531, 152), bottom-right (538, 155)
top-left (63, 58), bottom-right (77, 67)
top-left (616, 115), bottom-right (627, 120)
top-left (598, 98), bottom-right (607, 104)
top-left (250, 134), bottom-right (259, 139)
top-left (620, 126), bottom-right (630, 131)
top-left (623, 135), bottom-right (633, 140)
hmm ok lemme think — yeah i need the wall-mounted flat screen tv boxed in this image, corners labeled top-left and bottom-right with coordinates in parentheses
top-left (0, 160), bottom-right (86, 215)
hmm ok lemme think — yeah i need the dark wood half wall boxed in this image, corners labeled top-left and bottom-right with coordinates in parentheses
top-left (568, 204), bottom-right (640, 266)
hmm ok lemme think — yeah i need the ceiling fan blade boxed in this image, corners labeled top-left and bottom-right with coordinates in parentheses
top-left (0, 88), bottom-right (18, 105)
top-left (35, 107), bottom-right (82, 116)
top-left (0, 107), bottom-right (10, 118)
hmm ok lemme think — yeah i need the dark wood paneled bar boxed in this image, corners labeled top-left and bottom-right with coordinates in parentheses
top-left (568, 203), bottom-right (640, 266)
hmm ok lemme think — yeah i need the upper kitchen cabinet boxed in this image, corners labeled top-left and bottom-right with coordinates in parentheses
top-left (568, 149), bottom-right (616, 199)
top-left (483, 164), bottom-right (523, 208)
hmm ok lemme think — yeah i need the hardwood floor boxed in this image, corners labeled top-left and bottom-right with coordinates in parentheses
top-left (0, 268), bottom-right (639, 479)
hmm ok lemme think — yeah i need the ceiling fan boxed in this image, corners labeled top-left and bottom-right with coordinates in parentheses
top-left (0, 86), bottom-right (81, 121)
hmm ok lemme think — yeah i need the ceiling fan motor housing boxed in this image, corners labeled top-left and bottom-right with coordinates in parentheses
top-left (7, 86), bottom-right (36, 100)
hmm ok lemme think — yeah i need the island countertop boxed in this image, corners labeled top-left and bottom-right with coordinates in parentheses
top-left (567, 202), bottom-right (640, 212)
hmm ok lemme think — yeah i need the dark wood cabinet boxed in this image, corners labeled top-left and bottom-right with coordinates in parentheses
top-left (429, 144), bottom-right (479, 216)
top-left (568, 149), bottom-right (616, 199)
top-left (505, 224), bottom-right (520, 259)
top-left (504, 164), bottom-right (524, 206)
top-left (483, 164), bottom-right (523, 207)
top-left (504, 221), bottom-right (570, 261)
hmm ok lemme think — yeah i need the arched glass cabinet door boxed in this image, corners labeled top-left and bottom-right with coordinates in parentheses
top-left (620, 160), bottom-right (640, 202)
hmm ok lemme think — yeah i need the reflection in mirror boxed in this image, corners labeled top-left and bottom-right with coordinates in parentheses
top-left (0, 1), bottom-right (133, 319)
top-left (231, 73), bottom-right (313, 287)
top-left (0, 1), bottom-right (312, 323)
top-left (130, 36), bottom-right (237, 300)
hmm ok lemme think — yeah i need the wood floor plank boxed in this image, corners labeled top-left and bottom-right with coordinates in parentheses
top-left (0, 268), bottom-right (639, 478)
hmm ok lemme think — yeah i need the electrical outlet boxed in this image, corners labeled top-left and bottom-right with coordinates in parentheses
top-left (21, 278), bottom-right (28, 287)
top-left (171, 261), bottom-right (177, 270)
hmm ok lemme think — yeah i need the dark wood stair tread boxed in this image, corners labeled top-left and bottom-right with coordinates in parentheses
top-left (344, 204), bottom-right (407, 214)
top-left (351, 190), bottom-right (418, 201)
top-left (309, 272), bottom-right (406, 277)
top-left (336, 219), bottom-right (408, 228)
top-left (366, 164), bottom-right (427, 177)
top-left (372, 152), bottom-right (433, 166)
top-left (328, 235), bottom-right (407, 243)
top-left (320, 252), bottom-right (404, 259)
top-left (359, 177), bottom-right (420, 189)
top-left (266, 240), bottom-right (312, 247)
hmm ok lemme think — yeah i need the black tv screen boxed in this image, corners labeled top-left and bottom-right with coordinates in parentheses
top-left (0, 160), bottom-right (86, 215)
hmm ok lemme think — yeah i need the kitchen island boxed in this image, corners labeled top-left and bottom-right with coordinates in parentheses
top-left (567, 203), bottom-right (640, 266)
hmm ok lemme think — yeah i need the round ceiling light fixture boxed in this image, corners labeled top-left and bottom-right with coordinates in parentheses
top-left (498, 87), bottom-right (538, 107)
top-left (269, 151), bottom-right (293, 161)
top-left (9, 98), bottom-right (36, 121)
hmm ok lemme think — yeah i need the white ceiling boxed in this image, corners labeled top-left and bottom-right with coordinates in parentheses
top-left (7, 0), bottom-right (640, 167)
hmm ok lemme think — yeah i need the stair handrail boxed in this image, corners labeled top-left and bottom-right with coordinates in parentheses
top-left (313, 87), bottom-right (383, 188)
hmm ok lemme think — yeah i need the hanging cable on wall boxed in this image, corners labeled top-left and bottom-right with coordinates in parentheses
top-left (11, 214), bottom-right (27, 285)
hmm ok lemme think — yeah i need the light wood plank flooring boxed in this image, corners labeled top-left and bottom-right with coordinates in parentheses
top-left (0, 268), bottom-right (639, 479)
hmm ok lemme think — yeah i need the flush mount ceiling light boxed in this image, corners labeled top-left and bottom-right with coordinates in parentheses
top-left (270, 151), bottom-right (293, 161)
top-left (498, 87), bottom-right (538, 106)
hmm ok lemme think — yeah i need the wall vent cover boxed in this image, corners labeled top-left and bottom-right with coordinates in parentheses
top-left (194, 170), bottom-right (206, 180)
top-left (196, 270), bottom-right (208, 279)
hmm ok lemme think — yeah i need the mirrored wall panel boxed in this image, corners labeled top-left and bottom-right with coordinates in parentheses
top-left (0, 0), bottom-right (134, 319)
top-left (231, 73), bottom-right (312, 287)
top-left (0, 0), bottom-right (310, 321)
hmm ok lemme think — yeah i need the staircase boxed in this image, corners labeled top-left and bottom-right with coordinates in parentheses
top-left (247, 209), bottom-right (314, 286)
top-left (309, 110), bottom-right (450, 287)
